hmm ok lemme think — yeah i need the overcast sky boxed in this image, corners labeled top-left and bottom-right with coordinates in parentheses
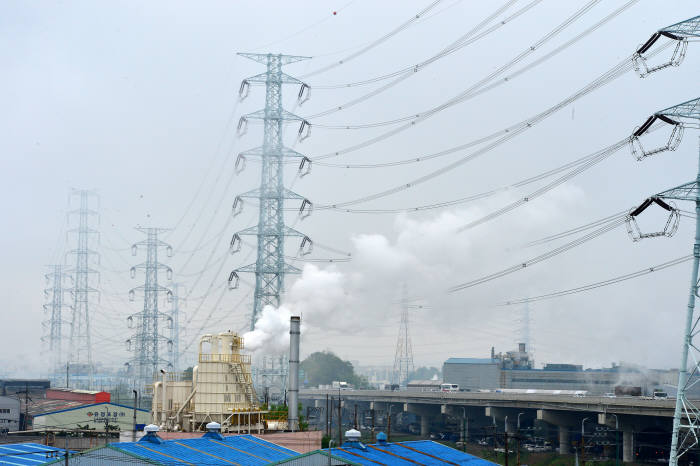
top-left (1, 0), bottom-right (699, 377)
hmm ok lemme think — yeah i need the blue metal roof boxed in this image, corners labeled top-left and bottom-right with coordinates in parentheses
top-left (328, 440), bottom-right (497, 465)
top-left (0, 443), bottom-right (70, 465)
top-left (445, 358), bottom-right (498, 365)
top-left (110, 434), bottom-right (298, 465)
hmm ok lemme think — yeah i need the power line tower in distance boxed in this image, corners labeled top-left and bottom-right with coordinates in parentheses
top-left (392, 289), bottom-right (415, 388)
top-left (41, 264), bottom-right (70, 385)
top-left (66, 189), bottom-right (100, 389)
top-left (126, 227), bottom-right (174, 393)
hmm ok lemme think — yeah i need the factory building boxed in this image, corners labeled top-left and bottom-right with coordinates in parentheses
top-left (32, 402), bottom-right (150, 432)
top-left (0, 396), bottom-right (20, 432)
top-left (152, 331), bottom-right (263, 432)
top-left (443, 344), bottom-right (653, 395)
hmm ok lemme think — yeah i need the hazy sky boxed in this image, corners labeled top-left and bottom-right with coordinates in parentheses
top-left (1, 0), bottom-right (699, 377)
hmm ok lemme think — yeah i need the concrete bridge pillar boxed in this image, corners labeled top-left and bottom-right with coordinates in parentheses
top-left (405, 403), bottom-right (439, 438)
top-left (623, 430), bottom-right (634, 463)
top-left (558, 427), bottom-right (570, 455)
top-left (538, 409), bottom-right (585, 455)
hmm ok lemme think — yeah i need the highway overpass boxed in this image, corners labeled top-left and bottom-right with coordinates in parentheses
top-left (300, 389), bottom-right (678, 462)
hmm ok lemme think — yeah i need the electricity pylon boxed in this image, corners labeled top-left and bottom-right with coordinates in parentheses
top-left (169, 283), bottom-right (184, 372)
top-left (228, 52), bottom-right (313, 331)
top-left (392, 289), bottom-right (415, 388)
top-left (634, 14), bottom-right (699, 77)
top-left (126, 228), bottom-right (173, 392)
top-left (66, 189), bottom-right (100, 389)
top-left (625, 97), bottom-right (699, 466)
top-left (42, 265), bottom-right (69, 384)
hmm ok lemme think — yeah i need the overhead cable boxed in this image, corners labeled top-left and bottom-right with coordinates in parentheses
top-left (448, 217), bottom-right (627, 293)
top-left (308, 0), bottom-right (527, 91)
top-left (314, 43), bottom-right (667, 209)
top-left (300, 0), bottom-right (446, 79)
top-left (308, 0), bottom-right (605, 136)
top-left (500, 255), bottom-right (693, 305)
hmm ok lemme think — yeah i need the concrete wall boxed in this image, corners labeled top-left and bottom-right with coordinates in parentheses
top-left (0, 396), bottom-right (20, 431)
top-left (443, 362), bottom-right (499, 391)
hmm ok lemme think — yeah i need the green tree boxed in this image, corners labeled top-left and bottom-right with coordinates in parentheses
top-left (301, 351), bottom-right (370, 389)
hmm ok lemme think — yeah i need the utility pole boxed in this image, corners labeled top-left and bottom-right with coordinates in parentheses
top-left (625, 97), bottom-right (700, 466)
top-left (125, 228), bottom-right (173, 393)
top-left (66, 189), bottom-right (100, 389)
top-left (337, 395), bottom-right (342, 447)
top-left (371, 407), bottom-right (375, 443)
top-left (132, 390), bottom-right (138, 441)
top-left (504, 430), bottom-right (509, 466)
top-left (354, 404), bottom-right (358, 430)
top-left (392, 285), bottom-right (415, 388)
top-left (42, 265), bottom-right (69, 385)
top-left (325, 394), bottom-right (329, 439)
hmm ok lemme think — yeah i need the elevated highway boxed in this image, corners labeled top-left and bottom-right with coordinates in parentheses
top-left (300, 389), bottom-right (678, 462)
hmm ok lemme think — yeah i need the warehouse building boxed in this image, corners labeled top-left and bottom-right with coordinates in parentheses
top-left (443, 344), bottom-right (653, 395)
top-left (33, 402), bottom-right (150, 432)
top-left (0, 396), bottom-right (20, 432)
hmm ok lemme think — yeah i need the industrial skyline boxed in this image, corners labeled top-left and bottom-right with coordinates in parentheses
top-left (2, 0), bottom-right (699, 389)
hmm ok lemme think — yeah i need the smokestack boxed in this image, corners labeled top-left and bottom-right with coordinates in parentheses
top-left (288, 316), bottom-right (301, 431)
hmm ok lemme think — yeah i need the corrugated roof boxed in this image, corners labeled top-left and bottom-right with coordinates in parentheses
top-left (328, 440), bottom-right (497, 465)
top-left (110, 434), bottom-right (299, 465)
top-left (445, 358), bottom-right (498, 365)
top-left (0, 443), bottom-right (70, 465)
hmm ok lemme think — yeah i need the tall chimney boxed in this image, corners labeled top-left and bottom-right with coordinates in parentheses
top-left (288, 316), bottom-right (301, 431)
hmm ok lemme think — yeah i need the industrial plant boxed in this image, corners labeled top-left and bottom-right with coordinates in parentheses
top-left (2, 1), bottom-right (700, 465)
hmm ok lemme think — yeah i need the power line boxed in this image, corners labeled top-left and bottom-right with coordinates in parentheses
top-left (300, 0), bottom-right (447, 78)
top-left (500, 255), bottom-right (693, 305)
top-left (307, 0), bottom-right (528, 91)
top-left (307, 0), bottom-right (606, 148)
top-left (448, 216), bottom-right (627, 293)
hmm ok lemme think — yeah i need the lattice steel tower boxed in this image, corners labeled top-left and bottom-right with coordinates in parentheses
top-left (626, 97), bottom-right (700, 466)
top-left (392, 289), bottom-right (415, 388)
top-left (66, 189), bottom-right (100, 388)
top-left (126, 228), bottom-right (173, 391)
top-left (228, 53), bottom-right (313, 330)
top-left (168, 283), bottom-right (184, 372)
top-left (42, 264), bottom-right (69, 383)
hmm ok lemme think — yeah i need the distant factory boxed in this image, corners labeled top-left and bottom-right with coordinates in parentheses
top-left (443, 343), bottom-right (681, 396)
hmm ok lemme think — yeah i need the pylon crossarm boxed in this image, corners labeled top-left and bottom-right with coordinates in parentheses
top-left (662, 15), bottom-right (700, 38)
top-left (244, 71), bottom-right (302, 85)
top-left (237, 52), bottom-right (310, 65)
top-left (657, 181), bottom-right (700, 202)
top-left (634, 16), bottom-right (699, 77)
top-left (659, 97), bottom-right (700, 122)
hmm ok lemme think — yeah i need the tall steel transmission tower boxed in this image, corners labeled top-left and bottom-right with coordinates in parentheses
top-left (126, 228), bottom-right (173, 391)
top-left (66, 189), bottom-right (100, 389)
top-left (168, 283), bottom-right (184, 372)
top-left (42, 265), bottom-right (69, 384)
top-left (625, 97), bottom-right (699, 466)
top-left (228, 52), bottom-right (313, 331)
top-left (392, 290), bottom-right (415, 388)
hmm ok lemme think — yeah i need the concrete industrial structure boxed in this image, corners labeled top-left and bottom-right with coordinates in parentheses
top-left (443, 344), bottom-right (675, 396)
top-left (151, 331), bottom-right (263, 432)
